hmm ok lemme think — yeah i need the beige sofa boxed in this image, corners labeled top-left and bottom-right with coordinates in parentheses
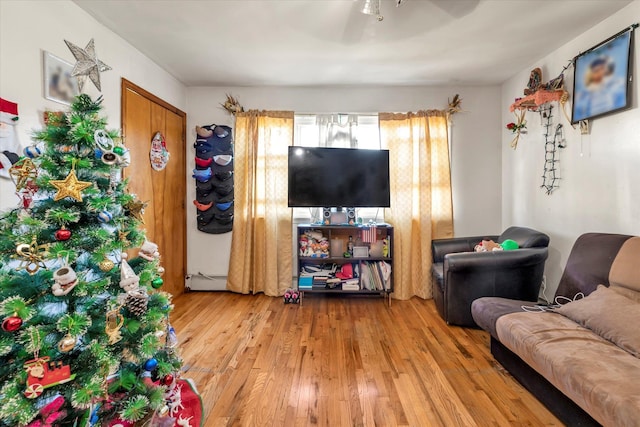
top-left (472, 234), bottom-right (640, 427)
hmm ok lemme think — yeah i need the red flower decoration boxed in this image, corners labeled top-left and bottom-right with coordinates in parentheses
top-left (26, 396), bottom-right (66, 427)
top-left (506, 123), bottom-right (516, 130)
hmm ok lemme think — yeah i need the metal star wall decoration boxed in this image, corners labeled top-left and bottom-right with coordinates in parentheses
top-left (64, 38), bottom-right (112, 92)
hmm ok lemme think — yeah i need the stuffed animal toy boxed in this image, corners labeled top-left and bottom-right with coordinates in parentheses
top-left (299, 235), bottom-right (310, 256)
top-left (302, 231), bottom-right (329, 258)
top-left (474, 240), bottom-right (503, 252)
top-left (318, 238), bottom-right (330, 255)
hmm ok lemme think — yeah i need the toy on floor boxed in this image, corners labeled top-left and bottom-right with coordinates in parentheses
top-left (283, 288), bottom-right (300, 304)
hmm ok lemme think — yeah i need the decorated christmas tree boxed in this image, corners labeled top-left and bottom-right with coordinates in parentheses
top-left (0, 95), bottom-right (184, 426)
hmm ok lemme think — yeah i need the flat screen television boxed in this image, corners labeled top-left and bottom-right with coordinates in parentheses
top-left (288, 146), bottom-right (390, 208)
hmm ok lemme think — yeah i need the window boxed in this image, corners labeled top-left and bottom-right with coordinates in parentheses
top-left (292, 114), bottom-right (384, 222)
top-left (294, 114), bottom-right (380, 149)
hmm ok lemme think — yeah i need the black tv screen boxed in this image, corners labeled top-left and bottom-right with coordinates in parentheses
top-left (288, 146), bottom-right (390, 208)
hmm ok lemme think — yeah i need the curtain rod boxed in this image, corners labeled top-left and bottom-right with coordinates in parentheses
top-left (573, 23), bottom-right (638, 61)
top-left (294, 112), bottom-right (379, 116)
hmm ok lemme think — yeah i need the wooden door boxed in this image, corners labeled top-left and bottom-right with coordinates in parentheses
top-left (121, 79), bottom-right (186, 297)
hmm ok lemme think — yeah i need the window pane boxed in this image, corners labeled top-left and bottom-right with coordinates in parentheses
top-left (292, 114), bottom-right (384, 222)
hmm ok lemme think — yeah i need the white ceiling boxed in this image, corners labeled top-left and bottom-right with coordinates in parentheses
top-left (73, 0), bottom-right (632, 87)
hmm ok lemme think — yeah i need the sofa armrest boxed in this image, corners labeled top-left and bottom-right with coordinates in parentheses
top-left (432, 235), bottom-right (498, 263)
top-left (472, 297), bottom-right (533, 339)
top-left (441, 248), bottom-right (549, 326)
top-left (444, 248), bottom-right (548, 272)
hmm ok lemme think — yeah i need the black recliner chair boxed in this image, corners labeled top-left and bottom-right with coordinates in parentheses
top-left (431, 226), bottom-right (549, 327)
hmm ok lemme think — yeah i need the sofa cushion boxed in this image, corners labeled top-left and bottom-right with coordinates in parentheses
top-left (496, 311), bottom-right (640, 426)
top-left (555, 233), bottom-right (632, 299)
top-left (555, 285), bottom-right (640, 358)
top-left (609, 236), bottom-right (640, 293)
top-left (610, 285), bottom-right (640, 303)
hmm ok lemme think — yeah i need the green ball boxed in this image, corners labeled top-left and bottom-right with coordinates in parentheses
top-left (501, 239), bottom-right (519, 251)
top-left (113, 146), bottom-right (125, 156)
top-left (151, 277), bottom-right (164, 289)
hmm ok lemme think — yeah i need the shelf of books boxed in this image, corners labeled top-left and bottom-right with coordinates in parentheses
top-left (296, 224), bottom-right (393, 306)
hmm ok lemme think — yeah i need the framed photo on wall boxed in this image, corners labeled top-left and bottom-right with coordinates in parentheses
top-left (571, 27), bottom-right (634, 123)
top-left (43, 51), bottom-right (80, 105)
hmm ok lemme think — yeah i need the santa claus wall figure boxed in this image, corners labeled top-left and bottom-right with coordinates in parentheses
top-left (0, 97), bottom-right (21, 178)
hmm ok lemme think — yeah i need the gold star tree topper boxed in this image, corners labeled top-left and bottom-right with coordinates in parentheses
top-left (50, 169), bottom-right (92, 202)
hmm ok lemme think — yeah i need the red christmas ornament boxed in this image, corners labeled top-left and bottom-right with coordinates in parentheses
top-left (24, 356), bottom-right (75, 399)
top-left (161, 374), bottom-right (174, 386)
top-left (21, 192), bottom-right (33, 209)
top-left (2, 315), bottom-right (23, 332)
top-left (54, 227), bottom-right (71, 241)
top-left (19, 181), bottom-right (38, 209)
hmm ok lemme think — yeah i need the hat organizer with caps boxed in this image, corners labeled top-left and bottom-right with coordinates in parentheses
top-left (193, 124), bottom-right (234, 234)
top-left (0, 98), bottom-right (22, 179)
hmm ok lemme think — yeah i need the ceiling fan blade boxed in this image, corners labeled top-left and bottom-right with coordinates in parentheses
top-left (430, 0), bottom-right (480, 18)
top-left (342, 1), bottom-right (370, 45)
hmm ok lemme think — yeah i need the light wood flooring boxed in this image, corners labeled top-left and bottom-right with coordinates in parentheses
top-left (171, 292), bottom-right (561, 427)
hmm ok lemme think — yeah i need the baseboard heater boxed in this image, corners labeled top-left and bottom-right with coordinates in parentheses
top-left (186, 272), bottom-right (227, 291)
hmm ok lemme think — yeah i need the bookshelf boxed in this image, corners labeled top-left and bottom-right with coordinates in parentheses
top-left (296, 223), bottom-right (393, 306)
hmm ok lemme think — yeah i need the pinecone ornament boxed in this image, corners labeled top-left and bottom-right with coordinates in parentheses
top-left (126, 289), bottom-right (148, 317)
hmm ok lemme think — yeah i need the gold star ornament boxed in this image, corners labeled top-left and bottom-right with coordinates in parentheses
top-left (9, 158), bottom-right (38, 190)
top-left (50, 169), bottom-right (92, 202)
top-left (118, 228), bottom-right (130, 245)
top-left (125, 199), bottom-right (147, 222)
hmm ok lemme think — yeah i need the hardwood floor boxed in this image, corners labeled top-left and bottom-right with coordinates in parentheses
top-left (171, 292), bottom-right (561, 427)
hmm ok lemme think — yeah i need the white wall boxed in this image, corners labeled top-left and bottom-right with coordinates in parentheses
top-left (0, 0), bottom-right (186, 210)
top-left (186, 86), bottom-right (502, 286)
top-left (501, 1), bottom-right (640, 297)
top-left (0, 1), bottom-right (504, 291)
